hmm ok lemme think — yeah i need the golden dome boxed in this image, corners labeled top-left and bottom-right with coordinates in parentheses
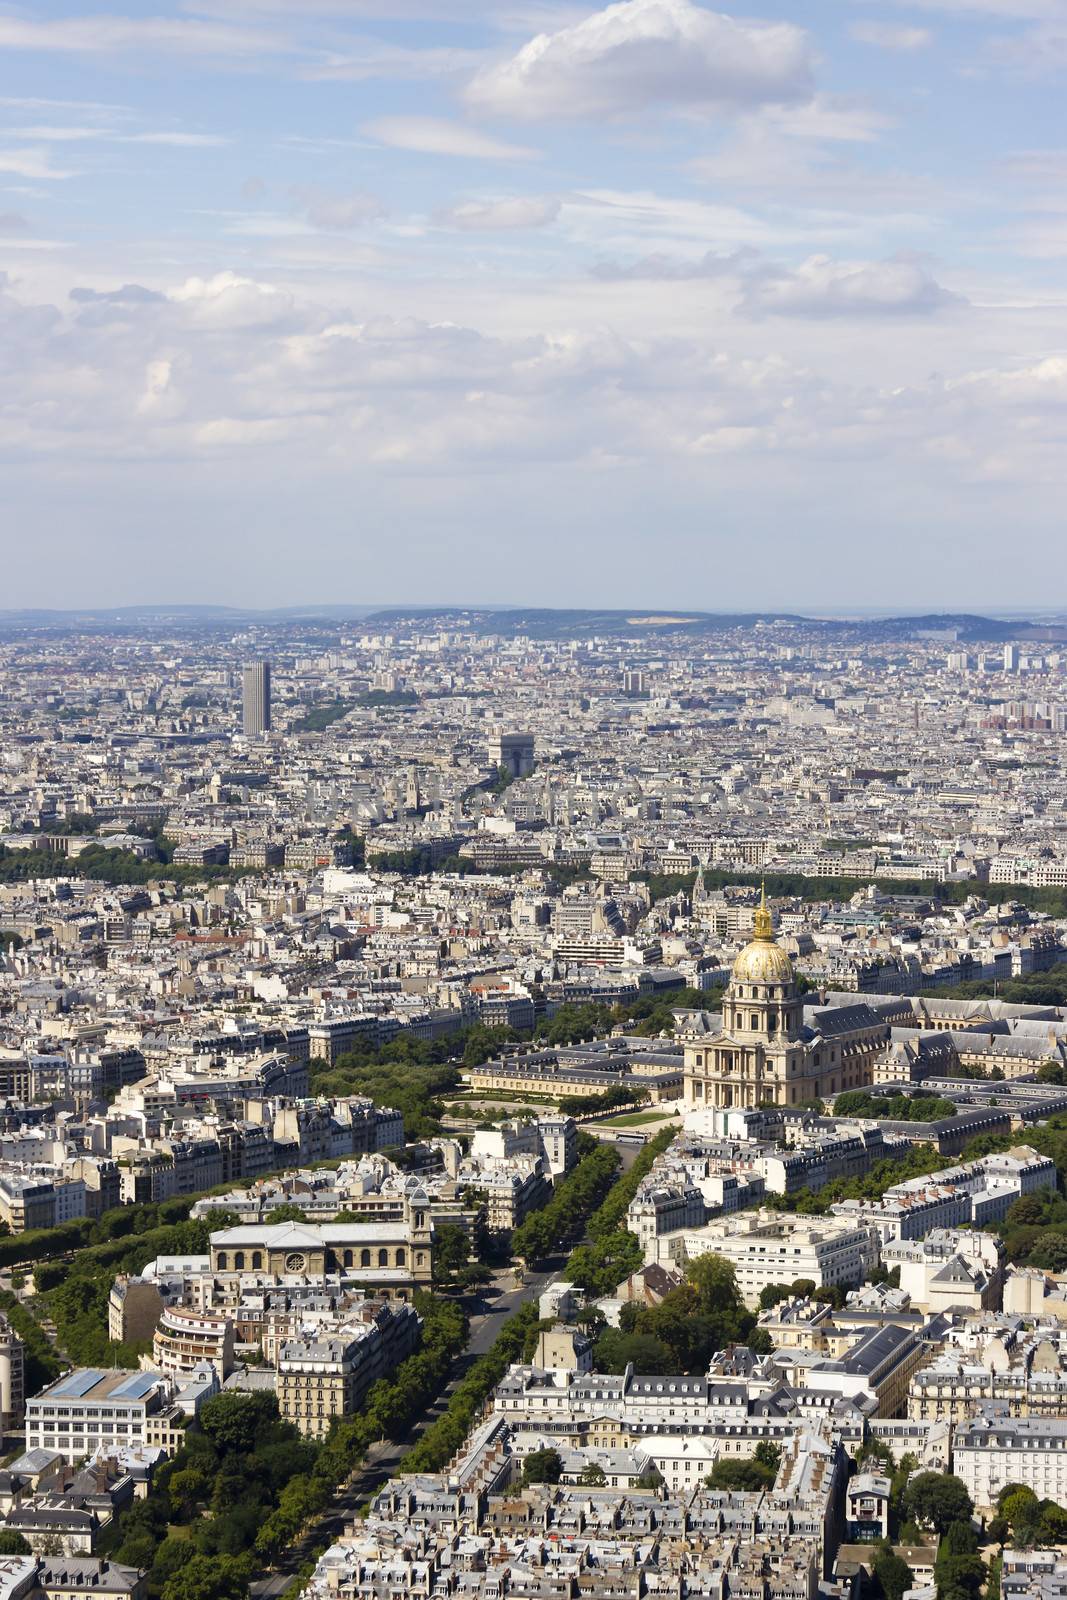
top-left (731, 885), bottom-right (795, 985)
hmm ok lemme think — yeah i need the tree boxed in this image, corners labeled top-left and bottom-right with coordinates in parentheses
top-left (997, 1484), bottom-right (1037, 1516)
top-left (903, 1471), bottom-right (974, 1535)
top-left (432, 1224), bottom-right (471, 1285)
top-left (687, 1252), bottom-right (742, 1311)
top-left (264, 1203), bottom-right (308, 1224)
top-left (199, 1390), bottom-right (279, 1456)
top-left (758, 1283), bottom-right (794, 1310)
top-left (522, 1448), bottom-right (563, 1486)
top-left (594, 1329), bottom-right (679, 1376)
top-left (1025, 1230), bottom-right (1067, 1273)
top-left (0, 1532), bottom-right (30, 1555)
top-left (637, 1465), bottom-right (664, 1490)
top-left (161, 1554), bottom-right (250, 1600)
top-left (935, 1551), bottom-right (986, 1600)
top-left (565, 1231), bottom-right (643, 1296)
top-left (151, 1536), bottom-right (198, 1588)
top-left (168, 1462), bottom-right (213, 1518)
top-left (999, 1486), bottom-right (1041, 1545)
top-left (707, 1456), bottom-right (778, 1492)
top-left (1005, 1193), bottom-right (1048, 1228)
top-left (1037, 1501), bottom-right (1067, 1544)
top-left (748, 1327), bottom-right (774, 1355)
top-left (940, 1521), bottom-right (978, 1557)
top-left (580, 1462), bottom-right (607, 1487)
top-left (874, 1542), bottom-right (913, 1600)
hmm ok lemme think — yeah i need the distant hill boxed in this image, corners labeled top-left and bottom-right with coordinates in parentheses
top-left (363, 606), bottom-right (1058, 643)
top-left (0, 603), bottom-right (1062, 644)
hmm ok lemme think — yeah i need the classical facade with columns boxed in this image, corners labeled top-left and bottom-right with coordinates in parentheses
top-left (683, 891), bottom-right (887, 1111)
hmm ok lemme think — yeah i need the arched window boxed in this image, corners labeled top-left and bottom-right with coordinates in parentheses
top-left (395, 1248), bottom-right (406, 1267)
top-left (360, 1249), bottom-right (371, 1267)
top-left (234, 1251), bottom-right (245, 1270)
top-left (217, 1251), bottom-right (227, 1269)
top-left (767, 1011), bottom-right (777, 1032)
top-left (416, 1251), bottom-right (425, 1266)
top-left (251, 1252), bottom-right (262, 1271)
top-left (378, 1248), bottom-right (389, 1267)
top-left (343, 1249), bottom-right (353, 1267)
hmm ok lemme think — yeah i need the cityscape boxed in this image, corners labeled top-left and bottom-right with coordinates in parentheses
top-left (5, 1), bottom-right (1067, 1600)
top-left (0, 608), bottom-right (1060, 1600)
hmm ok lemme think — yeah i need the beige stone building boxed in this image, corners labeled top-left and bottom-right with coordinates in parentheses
top-left (683, 891), bottom-right (885, 1111)
top-left (208, 1209), bottom-right (432, 1302)
top-left (276, 1300), bottom-right (420, 1438)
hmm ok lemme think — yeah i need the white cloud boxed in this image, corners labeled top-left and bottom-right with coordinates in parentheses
top-left (763, 94), bottom-right (893, 143)
top-left (439, 195), bottom-right (561, 229)
top-left (984, 20), bottom-right (1067, 75)
top-left (133, 131), bottom-right (229, 146)
top-left (875, 0), bottom-right (1056, 15)
top-left (167, 271), bottom-right (302, 328)
top-left (950, 356), bottom-right (1067, 404)
top-left (0, 14), bottom-right (290, 58)
top-left (689, 115), bottom-right (934, 216)
top-left (4, 124), bottom-right (226, 146)
top-left (1, 266), bottom-right (1066, 508)
top-left (0, 95), bottom-right (128, 114)
top-left (740, 254), bottom-right (965, 317)
top-left (292, 187), bottom-right (386, 229)
top-left (464, 0), bottom-right (813, 121)
top-left (304, 42), bottom-right (487, 81)
top-left (587, 244), bottom-right (964, 320)
top-left (184, 0), bottom-right (588, 24)
top-left (362, 116), bottom-right (539, 160)
top-left (0, 147), bottom-right (76, 180)
top-left (849, 22), bottom-right (933, 50)
top-left (558, 186), bottom-right (808, 254)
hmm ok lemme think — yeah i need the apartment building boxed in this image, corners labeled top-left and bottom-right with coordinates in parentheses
top-left (672, 1210), bottom-right (879, 1309)
top-left (151, 1307), bottom-right (235, 1381)
top-left (276, 1300), bottom-right (419, 1438)
top-left (953, 1414), bottom-right (1067, 1510)
top-left (26, 1370), bottom-right (190, 1463)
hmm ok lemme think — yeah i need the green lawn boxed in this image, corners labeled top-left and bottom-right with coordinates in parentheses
top-left (600, 1110), bottom-right (678, 1128)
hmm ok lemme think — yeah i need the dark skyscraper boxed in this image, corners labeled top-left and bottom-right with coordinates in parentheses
top-left (242, 661), bottom-right (271, 736)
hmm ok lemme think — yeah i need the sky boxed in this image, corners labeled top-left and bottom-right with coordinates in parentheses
top-left (1, 0), bottom-right (1067, 613)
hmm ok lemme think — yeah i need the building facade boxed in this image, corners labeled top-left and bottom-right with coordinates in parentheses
top-left (683, 892), bottom-right (883, 1111)
top-left (242, 661), bottom-right (271, 737)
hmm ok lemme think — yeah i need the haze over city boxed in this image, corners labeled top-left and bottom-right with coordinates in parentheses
top-left (3, 0), bottom-right (1067, 607)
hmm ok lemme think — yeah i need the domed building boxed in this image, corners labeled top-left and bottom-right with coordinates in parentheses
top-left (683, 888), bottom-right (887, 1111)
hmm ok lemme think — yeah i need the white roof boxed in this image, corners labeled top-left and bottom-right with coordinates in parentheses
top-left (210, 1221), bottom-right (413, 1245)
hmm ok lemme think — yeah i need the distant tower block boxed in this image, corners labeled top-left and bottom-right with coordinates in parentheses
top-left (242, 661), bottom-right (271, 736)
top-left (488, 729), bottom-right (535, 779)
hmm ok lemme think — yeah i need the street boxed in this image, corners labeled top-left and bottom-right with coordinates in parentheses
top-left (249, 1256), bottom-right (562, 1598)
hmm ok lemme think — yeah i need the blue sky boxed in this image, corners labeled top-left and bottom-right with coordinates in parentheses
top-left (2, 0), bottom-right (1067, 612)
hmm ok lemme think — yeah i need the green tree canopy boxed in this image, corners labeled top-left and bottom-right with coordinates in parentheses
top-left (903, 1472), bottom-right (974, 1535)
top-left (522, 1448), bottom-right (564, 1486)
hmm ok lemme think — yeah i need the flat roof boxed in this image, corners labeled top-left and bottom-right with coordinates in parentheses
top-left (32, 1368), bottom-right (163, 1406)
